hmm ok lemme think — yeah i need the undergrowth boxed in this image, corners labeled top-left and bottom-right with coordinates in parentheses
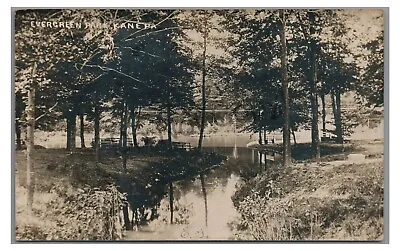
top-left (16, 181), bottom-right (126, 241)
top-left (231, 161), bottom-right (384, 241)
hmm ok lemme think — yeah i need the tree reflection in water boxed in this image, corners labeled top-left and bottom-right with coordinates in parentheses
top-left (200, 172), bottom-right (208, 227)
top-left (125, 147), bottom-right (261, 240)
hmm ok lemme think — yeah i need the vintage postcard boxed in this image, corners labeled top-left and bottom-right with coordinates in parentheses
top-left (13, 8), bottom-right (385, 241)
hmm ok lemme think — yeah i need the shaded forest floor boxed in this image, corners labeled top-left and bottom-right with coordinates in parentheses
top-left (231, 139), bottom-right (385, 241)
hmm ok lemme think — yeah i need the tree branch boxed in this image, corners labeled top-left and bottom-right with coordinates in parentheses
top-left (35, 102), bottom-right (58, 122)
top-left (122, 10), bottom-right (179, 41)
top-left (124, 27), bottom-right (181, 42)
top-left (117, 46), bottom-right (165, 59)
top-left (80, 48), bottom-right (102, 70)
top-left (80, 64), bottom-right (141, 86)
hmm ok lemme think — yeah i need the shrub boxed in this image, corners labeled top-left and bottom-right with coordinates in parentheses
top-left (231, 162), bottom-right (384, 241)
top-left (16, 183), bottom-right (126, 241)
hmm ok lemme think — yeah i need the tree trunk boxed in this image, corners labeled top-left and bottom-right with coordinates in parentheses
top-left (15, 92), bottom-right (23, 150)
top-left (280, 10), bottom-right (291, 167)
top-left (26, 87), bottom-right (35, 214)
top-left (291, 126), bottom-right (297, 145)
top-left (66, 113), bottom-right (76, 151)
top-left (330, 89), bottom-right (338, 134)
top-left (122, 202), bottom-right (131, 230)
top-left (122, 102), bottom-right (128, 150)
top-left (94, 103), bottom-right (100, 162)
top-left (72, 115), bottom-right (76, 149)
top-left (198, 17), bottom-right (207, 150)
top-left (15, 118), bottom-right (22, 150)
top-left (169, 182), bottom-right (174, 224)
top-left (133, 208), bottom-right (139, 228)
top-left (321, 93), bottom-right (326, 134)
top-left (121, 101), bottom-right (132, 230)
top-left (335, 88), bottom-right (344, 144)
top-left (66, 116), bottom-right (71, 150)
top-left (308, 11), bottom-right (320, 161)
top-left (258, 111), bottom-right (262, 145)
top-left (200, 173), bottom-right (208, 227)
top-left (121, 178), bottom-right (131, 231)
top-left (263, 126), bottom-right (267, 144)
top-left (130, 107), bottom-right (139, 147)
top-left (167, 104), bottom-right (172, 149)
top-left (80, 113), bottom-right (85, 148)
top-left (119, 109), bottom-right (124, 149)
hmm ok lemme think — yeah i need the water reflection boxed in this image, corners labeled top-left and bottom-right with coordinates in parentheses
top-left (199, 173), bottom-right (208, 227)
top-left (169, 182), bottom-right (174, 224)
top-left (125, 135), bottom-right (264, 240)
top-left (232, 144), bottom-right (238, 159)
top-left (125, 173), bottom-right (242, 240)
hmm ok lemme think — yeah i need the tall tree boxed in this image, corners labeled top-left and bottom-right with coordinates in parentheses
top-left (79, 113), bottom-right (86, 148)
top-left (121, 100), bottom-right (131, 230)
top-left (26, 63), bottom-right (37, 214)
top-left (320, 93), bottom-right (327, 134)
top-left (358, 30), bottom-right (384, 108)
top-left (178, 10), bottom-right (213, 149)
top-left (220, 11), bottom-right (285, 135)
top-left (279, 10), bottom-right (292, 167)
top-left (93, 92), bottom-right (101, 162)
top-left (198, 13), bottom-right (208, 149)
top-left (15, 91), bottom-right (25, 150)
top-left (15, 9), bottom-right (64, 213)
top-left (130, 108), bottom-right (139, 147)
top-left (308, 11), bottom-right (320, 160)
top-left (111, 10), bottom-right (195, 149)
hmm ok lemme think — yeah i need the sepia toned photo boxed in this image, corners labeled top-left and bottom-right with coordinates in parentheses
top-left (13, 8), bottom-right (385, 242)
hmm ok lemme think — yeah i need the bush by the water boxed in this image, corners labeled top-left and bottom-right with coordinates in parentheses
top-left (16, 183), bottom-right (126, 241)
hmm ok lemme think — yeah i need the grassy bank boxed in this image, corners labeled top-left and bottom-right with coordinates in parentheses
top-left (231, 140), bottom-right (384, 241)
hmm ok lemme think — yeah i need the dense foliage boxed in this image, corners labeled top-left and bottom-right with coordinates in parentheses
top-left (14, 9), bottom-right (384, 146)
top-left (231, 160), bottom-right (384, 240)
top-left (16, 183), bottom-right (126, 240)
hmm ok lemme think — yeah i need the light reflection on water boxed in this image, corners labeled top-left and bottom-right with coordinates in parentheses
top-left (126, 174), bottom-right (240, 240)
top-left (125, 135), bottom-right (259, 240)
top-left (126, 173), bottom-right (242, 240)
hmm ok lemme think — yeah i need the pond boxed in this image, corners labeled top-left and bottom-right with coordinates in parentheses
top-left (125, 135), bottom-right (264, 240)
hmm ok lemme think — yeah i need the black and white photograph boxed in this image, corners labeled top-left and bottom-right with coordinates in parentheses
top-left (12, 8), bottom-right (385, 241)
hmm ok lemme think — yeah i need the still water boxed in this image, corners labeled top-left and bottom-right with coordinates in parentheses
top-left (125, 135), bottom-right (260, 240)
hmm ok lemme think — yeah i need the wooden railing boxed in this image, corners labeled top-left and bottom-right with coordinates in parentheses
top-left (156, 140), bottom-right (194, 151)
top-left (172, 142), bottom-right (193, 150)
top-left (91, 138), bottom-right (194, 151)
top-left (91, 138), bottom-right (133, 149)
